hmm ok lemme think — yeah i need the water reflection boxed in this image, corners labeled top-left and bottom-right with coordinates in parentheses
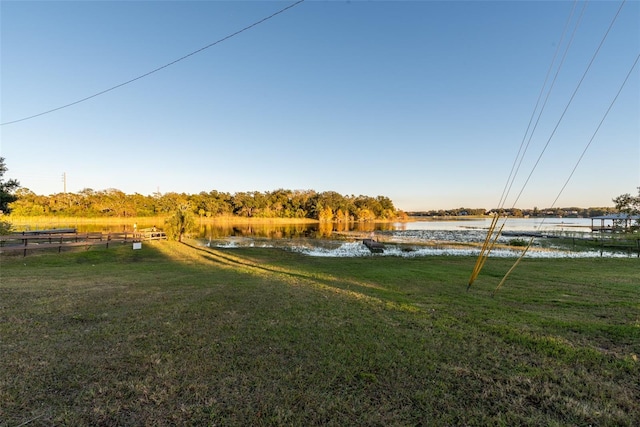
top-left (20, 218), bottom-right (634, 258)
top-left (46, 217), bottom-right (593, 238)
top-left (195, 221), bottom-right (396, 240)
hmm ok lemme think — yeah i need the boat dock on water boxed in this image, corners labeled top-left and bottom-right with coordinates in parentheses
top-left (362, 238), bottom-right (385, 253)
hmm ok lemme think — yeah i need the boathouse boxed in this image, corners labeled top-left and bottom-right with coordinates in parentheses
top-left (590, 214), bottom-right (640, 232)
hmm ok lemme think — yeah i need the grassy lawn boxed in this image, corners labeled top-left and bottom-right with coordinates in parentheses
top-left (1, 241), bottom-right (638, 426)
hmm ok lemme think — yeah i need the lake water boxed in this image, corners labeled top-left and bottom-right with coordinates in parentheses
top-left (393, 217), bottom-right (593, 232)
top-left (198, 217), bottom-right (635, 259)
top-left (33, 217), bottom-right (634, 258)
top-left (194, 217), bottom-right (593, 238)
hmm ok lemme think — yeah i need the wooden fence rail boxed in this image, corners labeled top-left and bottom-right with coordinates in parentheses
top-left (0, 230), bottom-right (166, 256)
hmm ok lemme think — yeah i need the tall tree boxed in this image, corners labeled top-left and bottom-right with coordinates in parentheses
top-left (164, 206), bottom-right (195, 242)
top-left (613, 188), bottom-right (640, 230)
top-left (0, 157), bottom-right (20, 213)
top-left (613, 187), bottom-right (640, 216)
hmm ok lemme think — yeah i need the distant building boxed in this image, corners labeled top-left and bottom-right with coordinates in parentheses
top-left (590, 214), bottom-right (640, 232)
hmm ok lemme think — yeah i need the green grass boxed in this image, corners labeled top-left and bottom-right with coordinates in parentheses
top-left (1, 241), bottom-right (638, 426)
top-left (542, 234), bottom-right (640, 255)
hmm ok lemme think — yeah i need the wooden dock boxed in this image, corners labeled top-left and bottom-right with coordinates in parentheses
top-left (362, 238), bottom-right (385, 253)
top-left (0, 230), bottom-right (166, 256)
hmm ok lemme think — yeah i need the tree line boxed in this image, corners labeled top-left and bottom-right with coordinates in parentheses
top-left (2, 158), bottom-right (638, 226)
top-left (408, 206), bottom-right (620, 218)
top-left (7, 187), bottom-right (402, 221)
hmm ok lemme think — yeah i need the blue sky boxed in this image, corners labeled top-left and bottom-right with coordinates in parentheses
top-left (1, 0), bottom-right (638, 211)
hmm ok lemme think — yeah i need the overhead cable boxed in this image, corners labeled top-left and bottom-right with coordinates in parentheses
top-left (468, 0), bottom-right (629, 289)
top-left (467, 1), bottom-right (583, 289)
top-left (508, 0), bottom-right (627, 209)
top-left (502, 1), bottom-right (587, 211)
top-left (0, 0), bottom-right (305, 127)
top-left (492, 53), bottom-right (640, 296)
top-left (496, 0), bottom-right (582, 211)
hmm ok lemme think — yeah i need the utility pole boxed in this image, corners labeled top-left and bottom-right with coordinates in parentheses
top-left (62, 172), bottom-right (67, 193)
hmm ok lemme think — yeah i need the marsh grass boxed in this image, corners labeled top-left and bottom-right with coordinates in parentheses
top-left (1, 241), bottom-right (638, 426)
top-left (6, 215), bottom-right (319, 229)
top-left (539, 233), bottom-right (640, 256)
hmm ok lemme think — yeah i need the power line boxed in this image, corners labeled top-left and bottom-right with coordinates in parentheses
top-left (508, 0), bottom-right (627, 209)
top-left (491, 52), bottom-right (639, 296)
top-left (468, 0), bottom-right (629, 289)
top-left (548, 53), bottom-right (639, 214)
top-left (0, 0), bottom-right (306, 127)
top-left (500, 1), bottom-right (587, 211)
top-left (496, 0), bottom-right (582, 211)
top-left (467, 1), bottom-right (583, 289)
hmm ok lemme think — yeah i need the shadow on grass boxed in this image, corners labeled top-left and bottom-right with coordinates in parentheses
top-left (180, 241), bottom-right (420, 313)
top-left (2, 240), bottom-right (638, 426)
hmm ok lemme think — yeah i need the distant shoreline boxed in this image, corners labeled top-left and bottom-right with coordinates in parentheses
top-left (6, 214), bottom-right (599, 229)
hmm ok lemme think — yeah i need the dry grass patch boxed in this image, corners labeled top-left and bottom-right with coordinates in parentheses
top-left (1, 242), bottom-right (638, 425)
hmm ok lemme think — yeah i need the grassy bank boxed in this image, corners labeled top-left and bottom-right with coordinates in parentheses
top-left (1, 242), bottom-right (638, 426)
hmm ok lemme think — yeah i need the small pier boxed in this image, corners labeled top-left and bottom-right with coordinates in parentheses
top-left (362, 238), bottom-right (385, 253)
top-left (590, 214), bottom-right (640, 233)
top-left (0, 230), bottom-right (166, 256)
